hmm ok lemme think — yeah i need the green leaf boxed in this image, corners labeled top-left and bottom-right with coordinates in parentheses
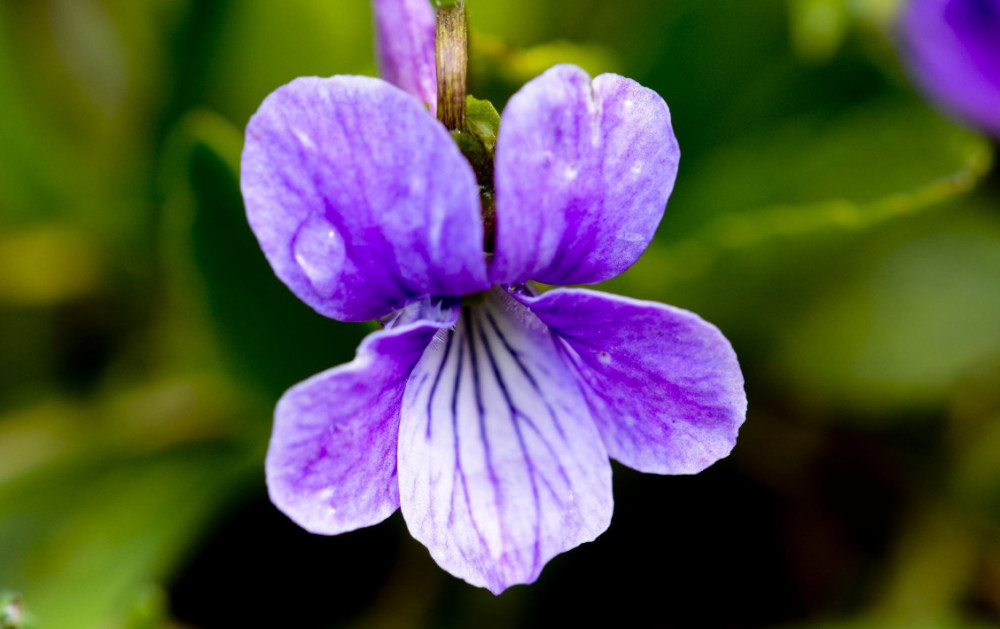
top-left (0, 446), bottom-right (253, 629)
top-left (772, 206), bottom-right (1000, 412)
top-left (788, 0), bottom-right (851, 63)
top-left (465, 95), bottom-right (501, 154)
top-left (203, 1), bottom-right (375, 126)
top-left (670, 97), bottom-right (992, 242)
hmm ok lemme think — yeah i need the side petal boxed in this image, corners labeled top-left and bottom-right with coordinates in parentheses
top-left (242, 76), bottom-right (487, 323)
top-left (514, 287), bottom-right (746, 475)
top-left (492, 64), bottom-right (680, 286)
top-left (398, 289), bottom-right (613, 594)
top-left (266, 302), bottom-right (458, 534)
top-left (372, 0), bottom-right (437, 113)
top-left (898, 0), bottom-right (1000, 138)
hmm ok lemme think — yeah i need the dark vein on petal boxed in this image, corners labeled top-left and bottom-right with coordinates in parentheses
top-left (425, 329), bottom-right (455, 439)
top-left (465, 308), bottom-right (504, 556)
top-left (484, 311), bottom-right (568, 442)
top-left (474, 307), bottom-right (542, 571)
top-left (511, 409), bottom-right (573, 495)
top-left (449, 310), bottom-right (489, 554)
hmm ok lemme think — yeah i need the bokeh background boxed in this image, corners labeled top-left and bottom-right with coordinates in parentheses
top-left (1, 0), bottom-right (998, 627)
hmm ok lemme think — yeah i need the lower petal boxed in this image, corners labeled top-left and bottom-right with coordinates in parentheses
top-left (514, 287), bottom-right (747, 475)
top-left (266, 301), bottom-right (458, 534)
top-left (397, 289), bottom-right (613, 594)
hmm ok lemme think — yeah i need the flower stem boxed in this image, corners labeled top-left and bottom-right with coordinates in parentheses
top-left (435, 2), bottom-right (467, 131)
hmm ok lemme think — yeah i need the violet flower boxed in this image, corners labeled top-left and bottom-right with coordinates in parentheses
top-left (898, 0), bottom-right (1000, 138)
top-left (241, 0), bottom-right (746, 594)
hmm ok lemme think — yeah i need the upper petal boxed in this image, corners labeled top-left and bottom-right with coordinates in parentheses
top-left (372, 0), bottom-right (437, 113)
top-left (266, 301), bottom-right (458, 534)
top-left (898, 0), bottom-right (1000, 138)
top-left (242, 76), bottom-right (487, 322)
top-left (514, 287), bottom-right (746, 475)
top-left (397, 288), bottom-right (613, 594)
top-left (491, 65), bottom-right (680, 286)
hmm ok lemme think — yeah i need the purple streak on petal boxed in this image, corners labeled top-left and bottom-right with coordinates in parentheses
top-left (491, 64), bottom-right (680, 286)
top-left (899, 0), bottom-right (1000, 137)
top-left (398, 288), bottom-right (613, 594)
top-left (372, 0), bottom-right (437, 114)
top-left (242, 76), bottom-right (487, 322)
top-left (514, 287), bottom-right (746, 475)
top-left (266, 301), bottom-right (458, 534)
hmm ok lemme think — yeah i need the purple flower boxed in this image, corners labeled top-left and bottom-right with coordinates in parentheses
top-left (241, 1), bottom-right (746, 594)
top-left (898, 0), bottom-right (1000, 137)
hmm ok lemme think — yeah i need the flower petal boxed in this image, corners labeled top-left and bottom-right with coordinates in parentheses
top-left (372, 0), bottom-right (437, 113)
top-left (398, 289), bottom-right (613, 594)
top-left (514, 287), bottom-right (746, 475)
top-left (266, 301), bottom-right (458, 534)
top-left (491, 64), bottom-right (680, 286)
top-left (899, 0), bottom-right (1000, 138)
top-left (242, 76), bottom-right (488, 322)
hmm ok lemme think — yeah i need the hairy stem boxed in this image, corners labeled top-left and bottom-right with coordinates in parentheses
top-left (435, 3), bottom-right (468, 131)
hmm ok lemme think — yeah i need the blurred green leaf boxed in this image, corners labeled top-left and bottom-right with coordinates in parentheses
top-left (122, 584), bottom-right (169, 629)
top-left (472, 35), bottom-right (620, 90)
top-left (788, 0), bottom-right (851, 63)
top-left (0, 1), bottom-right (164, 251)
top-left (670, 97), bottom-right (992, 241)
top-left (0, 376), bottom-right (242, 484)
top-left (203, 1), bottom-right (375, 126)
top-left (0, 228), bottom-right (104, 306)
top-left (846, 0), bottom-right (906, 27)
top-left (0, 441), bottom-right (255, 629)
top-left (870, 504), bottom-right (979, 629)
top-left (772, 208), bottom-right (1000, 412)
top-left (952, 411), bottom-right (1000, 524)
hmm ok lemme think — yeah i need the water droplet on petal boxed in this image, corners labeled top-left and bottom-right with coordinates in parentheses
top-left (293, 213), bottom-right (345, 299)
top-left (294, 128), bottom-right (316, 150)
top-left (597, 351), bottom-right (612, 365)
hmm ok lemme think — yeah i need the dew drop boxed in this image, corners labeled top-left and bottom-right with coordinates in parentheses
top-left (597, 351), bottom-right (612, 365)
top-left (292, 213), bottom-right (345, 299)
top-left (294, 128), bottom-right (316, 150)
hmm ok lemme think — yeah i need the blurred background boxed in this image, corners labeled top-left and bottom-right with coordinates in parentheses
top-left (1, 0), bottom-right (998, 627)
